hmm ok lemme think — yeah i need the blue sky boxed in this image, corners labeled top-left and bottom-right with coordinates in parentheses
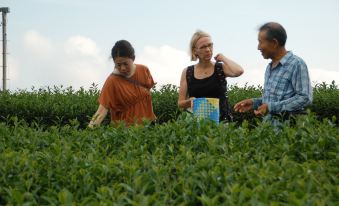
top-left (1, 0), bottom-right (339, 90)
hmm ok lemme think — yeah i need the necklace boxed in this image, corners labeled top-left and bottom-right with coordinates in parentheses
top-left (196, 66), bottom-right (212, 75)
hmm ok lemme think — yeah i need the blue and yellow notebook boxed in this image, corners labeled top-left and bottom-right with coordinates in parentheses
top-left (192, 98), bottom-right (219, 124)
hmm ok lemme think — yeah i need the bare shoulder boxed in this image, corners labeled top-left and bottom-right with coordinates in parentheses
top-left (180, 67), bottom-right (189, 79)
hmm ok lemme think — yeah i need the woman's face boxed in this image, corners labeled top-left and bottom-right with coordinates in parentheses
top-left (195, 37), bottom-right (213, 61)
top-left (114, 57), bottom-right (134, 76)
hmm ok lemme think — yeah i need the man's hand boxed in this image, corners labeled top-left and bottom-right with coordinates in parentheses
top-left (254, 103), bottom-right (269, 117)
top-left (234, 99), bottom-right (253, 113)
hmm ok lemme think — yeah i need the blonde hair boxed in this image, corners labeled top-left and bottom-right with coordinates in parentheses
top-left (189, 30), bottom-right (211, 61)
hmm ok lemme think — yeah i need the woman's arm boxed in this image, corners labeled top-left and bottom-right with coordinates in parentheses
top-left (215, 53), bottom-right (244, 77)
top-left (178, 68), bottom-right (193, 109)
top-left (88, 104), bottom-right (108, 128)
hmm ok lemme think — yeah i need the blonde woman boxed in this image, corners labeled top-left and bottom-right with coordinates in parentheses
top-left (178, 30), bottom-right (244, 122)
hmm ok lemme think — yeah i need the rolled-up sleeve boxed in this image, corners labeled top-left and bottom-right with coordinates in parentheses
top-left (252, 97), bottom-right (263, 110)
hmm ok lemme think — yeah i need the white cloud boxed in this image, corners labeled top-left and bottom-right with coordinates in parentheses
top-left (309, 68), bottom-right (339, 85)
top-left (136, 46), bottom-right (266, 87)
top-left (228, 66), bottom-right (339, 87)
top-left (9, 30), bottom-right (110, 90)
top-left (7, 38), bottom-right (339, 91)
top-left (136, 45), bottom-right (191, 87)
top-left (23, 30), bottom-right (53, 58)
top-left (65, 36), bottom-right (100, 57)
top-left (61, 36), bottom-right (109, 88)
top-left (137, 46), bottom-right (339, 88)
top-left (227, 67), bottom-right (265, 87)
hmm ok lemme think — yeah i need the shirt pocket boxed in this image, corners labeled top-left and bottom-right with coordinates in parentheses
top-left (269, 76), bottom-right (290, 98)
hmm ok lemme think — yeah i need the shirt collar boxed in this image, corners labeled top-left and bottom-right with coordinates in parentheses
top-left (279, 51), bottom-right (293, 66)
top-left (269, 51), bottom-right (293, 69)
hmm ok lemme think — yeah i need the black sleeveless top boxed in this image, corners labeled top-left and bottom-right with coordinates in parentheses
top-left (186, 66), bottom-right (224, 98)
top-left (186, 63), bottom-right (233, 122)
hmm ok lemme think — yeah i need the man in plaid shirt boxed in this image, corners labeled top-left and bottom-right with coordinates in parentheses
top-left (234, 22), bottom-right (312, 121)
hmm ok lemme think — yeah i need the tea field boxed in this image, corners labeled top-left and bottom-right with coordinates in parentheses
top-left (0, 114), bottom-right (338, 205)
top-left (0, 83), bottom-right (338, 205)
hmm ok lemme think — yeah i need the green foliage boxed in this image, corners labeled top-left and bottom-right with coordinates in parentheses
top-left (0, 84), bottom-right (100, 128)
top-left (311, 81), bottom-right (339, 122)
top-left (0, 82), bottom-right (338, 126)
top-left (151, 84), bottom-right (181, 123)
top-left (0, 114), bottom-right (337, 205)
top-left (228, 84), bottom-right (262, 123)
top-left (0, 82), bottom-right (337, 204)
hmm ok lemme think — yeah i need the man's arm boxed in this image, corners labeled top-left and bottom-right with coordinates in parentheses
top-left (252, 97), bottom-right (263, 110)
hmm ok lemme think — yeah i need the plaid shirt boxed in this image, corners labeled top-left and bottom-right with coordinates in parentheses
top-left (253, 51), bottom-right (313, 114)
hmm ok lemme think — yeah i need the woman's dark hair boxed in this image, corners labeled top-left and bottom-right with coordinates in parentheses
top-left (259, 22), bottom-right (287, 46)
top-left (111, 40), bottom-right (135, 60)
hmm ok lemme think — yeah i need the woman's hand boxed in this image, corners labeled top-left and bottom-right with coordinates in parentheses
top-left (214, 53), bottom-right (244, 77)
top-left (189, 97), bottom-right (196, 108)
top-left (214, 53), bottom-right (227, 62)
top-left (88, 104), bottom-right (108, 128)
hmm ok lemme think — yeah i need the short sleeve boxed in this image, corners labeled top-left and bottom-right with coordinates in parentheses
top-left (144, 66), bottom-right (155, 89)
top-left (98, 76), bottom-right (116, 110)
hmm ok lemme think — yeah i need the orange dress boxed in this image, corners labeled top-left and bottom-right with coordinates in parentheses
top-left (99, 64), bottom-right (156, 126)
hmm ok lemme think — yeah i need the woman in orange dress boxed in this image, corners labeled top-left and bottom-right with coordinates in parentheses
top-left (88, 40), bottom-right (156, 127)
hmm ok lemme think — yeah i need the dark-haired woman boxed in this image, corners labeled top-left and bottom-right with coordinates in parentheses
top-left (89, 40), bottom-right (156, 127)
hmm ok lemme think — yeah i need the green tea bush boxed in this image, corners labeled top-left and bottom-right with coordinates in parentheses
top-left (0, 114), bottom-right (337, 205)
top-left (311, 81), bottom-right (339, 122)
top-left (151, 84), bottom-right (181, 123)
top-left (0, 84), bottom-right (99, 128)
top-left (228, 84), bottom-right (262, 124)
top-left (0, 82), bottom-right (338, 126)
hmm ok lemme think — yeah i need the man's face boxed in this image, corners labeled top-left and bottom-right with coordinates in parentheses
top-left (257, 30), bottom-right (276, 59)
